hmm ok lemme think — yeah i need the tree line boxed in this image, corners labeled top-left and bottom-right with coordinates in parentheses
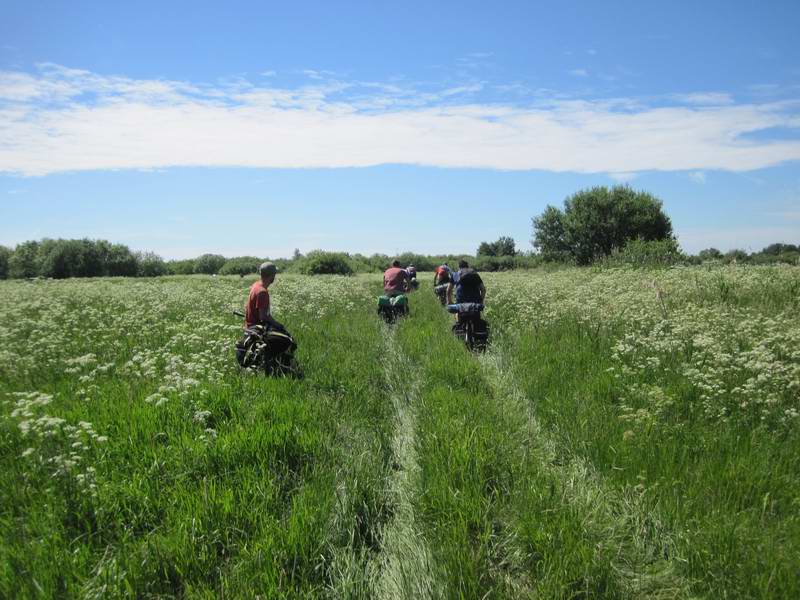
top-left (1, 187), bottom-right (796, 280)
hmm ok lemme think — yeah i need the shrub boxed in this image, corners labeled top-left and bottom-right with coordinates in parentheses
top-left (219, 256), bottom-right (262, 276)
top-left (602, 238), bottom-right (685, 268)
top-left (297, 250), bottom-right (354, 275)
top-left (473, 255), bottom-right (517, 272)
top-left (165, 259), bottom-right (196, 275)
top-left (477, 236), bottom-right (517, 257)
top-left (136, 252), bottom-right (167, 277)
top-left (193, 254), bottom-right (226, 275)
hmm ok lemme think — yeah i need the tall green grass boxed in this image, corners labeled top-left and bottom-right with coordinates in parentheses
top-left (1, 268), bottom-right (798, 598)
top-left (501, 282), bottom-right (800, 598)
top-left (0, 276), bottom-right (395, 598)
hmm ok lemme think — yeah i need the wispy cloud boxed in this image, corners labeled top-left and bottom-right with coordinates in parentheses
top-left (671, 92), bottom-right (734, 106)
top-left (689, 171), bottom-right (706, 183)
top-left (1, 64), bottom-right (800, 177)
top-left (568, 68), bottom-right (589, 77)
top-left (608, 172), bottom-right (638, 183)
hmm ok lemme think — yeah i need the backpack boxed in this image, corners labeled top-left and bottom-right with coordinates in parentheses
top-left (456, 268), bottom-right (482, 303)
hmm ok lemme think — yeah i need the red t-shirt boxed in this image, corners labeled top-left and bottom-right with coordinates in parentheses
top-left (245, 280), bottom-right (270, 327)
top-left (383, 267), bottom-right (408, 293)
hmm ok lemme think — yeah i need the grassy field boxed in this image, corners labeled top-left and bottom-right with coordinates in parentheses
top-left (1, 266), bottom-right (798, 598)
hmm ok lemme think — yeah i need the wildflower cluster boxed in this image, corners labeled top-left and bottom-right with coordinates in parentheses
top-left (7, 391), bottom-right (107, 495)
top-left (487, 265), bottom-right (800, 430)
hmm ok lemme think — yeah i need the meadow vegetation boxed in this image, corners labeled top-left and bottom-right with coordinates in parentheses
top-left (1, 265), bottom-right (798, 598)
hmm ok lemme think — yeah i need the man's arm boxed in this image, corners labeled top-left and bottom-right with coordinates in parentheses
top-left (447, 282), bottom-right (454, 304)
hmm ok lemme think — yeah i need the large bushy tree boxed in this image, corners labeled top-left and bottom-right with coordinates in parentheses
top-left (0, 245), bottom-right (10, 279)
top-left (298, 250), bottom-right (353, 275)
top-left (532, 186), bottom-right (674, 265)
top-left (193, 253), bottom-right (226, 275)
top-left (136, 251), bottom-right (167, 277)
top-left (8, 241), bottom-right (41, 278)
top-left (477, 236), bottom-right (517, 257)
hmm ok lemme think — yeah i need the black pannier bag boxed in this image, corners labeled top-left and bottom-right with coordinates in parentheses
top-left (447, 302), bottom-right (489, 351)
top-left (236, 324), bottom-right (299, 376)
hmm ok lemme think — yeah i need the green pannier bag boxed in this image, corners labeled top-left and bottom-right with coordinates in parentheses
top-left (390, 294), bottom-right (407, 307)
top-left (378, 294), bottom-right (407, 307)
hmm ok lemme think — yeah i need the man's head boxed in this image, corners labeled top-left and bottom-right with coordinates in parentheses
top-left (391, 259), bottom-right (401, 268)
top-left (259, 261), bottom-right (278, 286)
top-left (458, 259), bottom-right (469, 269)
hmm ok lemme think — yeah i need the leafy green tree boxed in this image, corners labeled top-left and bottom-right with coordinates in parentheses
top-left (8, 241), bottom-right (41, 278)
top-left (761, 243), bottom-right (798, 255)
top-left (725, 249), bottom-right (749, 263)
top-left (105, 243), bottom-right (139, 276)
top-left (531, 206), bottom-right (571, 262)
top-left (532, 186), bottom-right (673, 265)
top-left (0, 245), bottom-right (10, 279)
top-left (37, 239), bottom-right (105, 278)
top-left (219, 256), bottom-right (261, 276)
top-left (394, 252), bottom-right (435, 271)
top-left (298, 250), bottom-right (353, 275)
top-left (166, 259), bottom-right (196, 275)
top-left (136, 252), bottom-right (167, 277)
top-left (698, 248), bottom-right (723, 260)
top-left (477, 236), bottom-right (516, 257)
top-left (193, 254), bottom-right (226, 275)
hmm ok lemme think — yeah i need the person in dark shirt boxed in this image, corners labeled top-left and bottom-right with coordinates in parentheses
top-left (447, 259), bottom-right (486, 305)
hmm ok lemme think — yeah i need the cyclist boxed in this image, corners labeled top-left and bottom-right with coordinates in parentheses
top-left (383, 259), bottom-right (409, 297)
top-left (447, 259), bottom-right (485, 306)
top-left (244, 262), bottom-right (285, 330)
top-left (433, 263), bottom-right (452, 286)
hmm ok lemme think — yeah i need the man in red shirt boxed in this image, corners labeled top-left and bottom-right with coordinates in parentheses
top-left (383, 259), bottom-right (409, 297)
top-left (244, 262), bottom-right (285, 330)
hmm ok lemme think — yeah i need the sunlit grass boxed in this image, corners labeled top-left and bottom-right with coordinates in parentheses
top-left (1, 265), bottom-right (798, 598)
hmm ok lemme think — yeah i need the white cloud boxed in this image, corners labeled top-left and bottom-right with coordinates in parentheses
top-left (568, 69), bottom-right (589, 77)
top-left (1, 64), bottom-right (800, 177)
top-left (608, 172), bottom-right (638, 182)
top-left (671, 92), bottom-right (734, 106)
top-left (689, 171), bottom-right (706, 183)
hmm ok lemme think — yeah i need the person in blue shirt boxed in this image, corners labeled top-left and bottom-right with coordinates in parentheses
top-left (447, 259), bottom-right (486, 305)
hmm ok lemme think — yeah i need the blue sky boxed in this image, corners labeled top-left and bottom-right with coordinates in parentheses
top-left (1, 0), bottom-right (799, 258)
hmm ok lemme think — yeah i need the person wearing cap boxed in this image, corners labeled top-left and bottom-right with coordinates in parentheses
top-left (244, 262), bottom-right (285, 330)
